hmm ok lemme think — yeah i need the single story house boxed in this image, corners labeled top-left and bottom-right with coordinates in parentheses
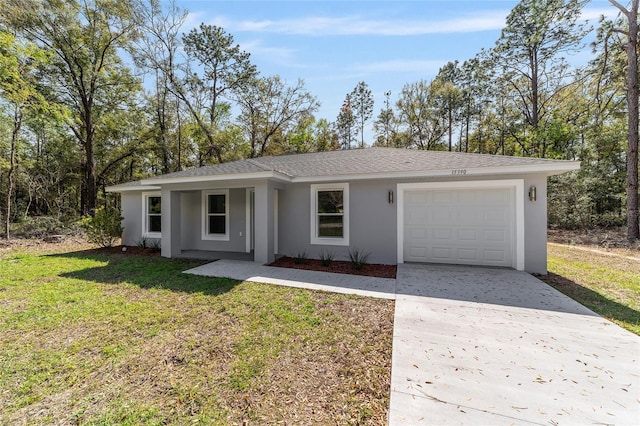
top-left (106, 147), bottom-right (580, 274)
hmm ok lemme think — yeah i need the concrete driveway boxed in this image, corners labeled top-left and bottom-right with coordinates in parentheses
top-left (390, 263), bottom-right (640, 425)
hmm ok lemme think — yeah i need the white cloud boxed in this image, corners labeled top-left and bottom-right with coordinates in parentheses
top-left (350, 59), bottom-right (445, 75)
top-left (240, 39), bottom-right (299, 66)
top-left (214, 11), bottom-right (510, 36)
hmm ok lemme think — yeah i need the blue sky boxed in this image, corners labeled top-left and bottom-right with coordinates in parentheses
top-left (176, 0), bottom-right (619, 142)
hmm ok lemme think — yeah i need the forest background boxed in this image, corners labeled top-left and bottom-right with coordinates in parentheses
top-left (0, 0), bottom-right (638, 240)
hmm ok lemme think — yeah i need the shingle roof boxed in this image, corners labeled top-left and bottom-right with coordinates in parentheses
top-left (145, 147), bottom-right (578, 179)
top-left (107, 148), bottom-right (579, 191)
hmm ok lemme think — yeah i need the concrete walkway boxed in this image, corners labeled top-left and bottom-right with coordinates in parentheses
top-left (185, 259), bottom-right (396, 299)
top-left (185, 260), bottom-right (640, 425)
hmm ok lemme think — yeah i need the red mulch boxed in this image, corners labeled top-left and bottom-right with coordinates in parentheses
top-left (269, 256), bottom-right (397, 279)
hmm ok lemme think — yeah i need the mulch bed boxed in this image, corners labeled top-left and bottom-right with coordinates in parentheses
top-left (270, 256), bottom-right (397, 279)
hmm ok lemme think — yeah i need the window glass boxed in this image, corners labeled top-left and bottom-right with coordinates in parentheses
top-left (208, 215), bottom-right (226, 234)
top-left (146, 195), bottom-right (161, 234)
top-left (317, 190), bottom-right (343, 213)
top-left (208, 194), bottom-right (225, 214)
top-left (148, 196), bottom-right (161, 214)
top-left (148, 215), bottom-right (162, 233)
top-left (205, 192), bottom-right (227, 237)
top-left (311, 183), bottom-right (348, 246)
top-left (318, 215), bottom-right (343, 237)
top-left (317, 189), bottom-right (343, 238)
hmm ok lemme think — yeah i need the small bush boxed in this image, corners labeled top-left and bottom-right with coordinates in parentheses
top-left (319, 250), bottom-right (335, 267)
top-left (293, 251), bottom-right (307, 264)
top-left (136, 237), bottom-right (148, 249)
top-left (149, 239), bottom-right (161, 252)
top-left (348, 248), bottom-right (370, 270)
top-left (12, 216), bottom-right (65, 238)
top-left (78, 207), bottom-right (123, 248)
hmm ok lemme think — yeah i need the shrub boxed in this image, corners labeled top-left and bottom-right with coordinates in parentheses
top-left (78, 207), bottom-right (123, 248)
top-left (348, 248), bottom-right (370, 270)
top-left (293, 251), bottom-right (307, 264)
top-left (319, 250), bottom-right (335, 267)
top-left (149, 239), bottom-right (161, 252)
top-left (13, 216), bottom-right (65, 238)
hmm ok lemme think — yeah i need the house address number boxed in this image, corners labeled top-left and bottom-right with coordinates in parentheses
top-left (451, 169), bottom-right (467, 175)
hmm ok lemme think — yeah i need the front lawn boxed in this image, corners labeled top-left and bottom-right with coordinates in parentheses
top-left (0, 244), bottom-right (393, 425)
top-left (540, 243), bottom-right (640, 335)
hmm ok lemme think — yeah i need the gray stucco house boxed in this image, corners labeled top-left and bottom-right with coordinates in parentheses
top-left (106, 147), bottom-right (580, 274)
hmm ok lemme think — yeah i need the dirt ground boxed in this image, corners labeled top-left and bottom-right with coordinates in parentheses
top-left (547, 227), bottom-right (640, 257)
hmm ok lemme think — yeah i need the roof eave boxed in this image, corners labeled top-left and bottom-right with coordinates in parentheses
top-left (139, 170), bottom-right (292, 185)
top-left (105, 184), bottom-right (161, 193)
top-left (291, 161), bottom-right (581, 183)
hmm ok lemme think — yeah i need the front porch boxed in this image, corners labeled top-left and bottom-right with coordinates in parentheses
top-left (160, 180), bottom-right (282, 265)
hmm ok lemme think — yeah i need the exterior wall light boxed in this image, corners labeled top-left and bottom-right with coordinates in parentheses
top-left (529, 186), bottom-right (537, 202)
top-left (388, 190), bottom-right (394, 204)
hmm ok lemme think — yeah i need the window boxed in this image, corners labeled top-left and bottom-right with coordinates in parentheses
top-left (142, 192), bottom-right (161, 238)
top-left (202, 190), bottom-right (229, 240)
top-left (310, 183), bottom-right (349, 246)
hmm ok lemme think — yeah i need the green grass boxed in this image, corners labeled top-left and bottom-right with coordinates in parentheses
top-left (543, 244), bottom-right (640, 335)
top-left (0, 246), bottom-right (393, 425)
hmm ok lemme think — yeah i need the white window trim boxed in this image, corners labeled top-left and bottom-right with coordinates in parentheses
top-left (202, 189), bottom-right (230, 241)
top-left (310, 183), bottom-right (349, 246)
top-left (396, 180), bottom-right (525, 271)
top-left (142, 191), bottom-right (162, 239)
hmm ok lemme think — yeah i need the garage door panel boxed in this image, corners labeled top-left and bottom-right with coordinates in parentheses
top-left (431, 247), bottom-right (453, 260)
top-left (458, 248), bottom-right (479, 261)
top-left (407, 247), bottom-right (428, 258)
top-left (432, 209), bottom-right (454, 225)
top-left (433, 228), bottom-right (452, 240)
top-left (485, 250), bottom-right (507, 262)
top-left (431, 191), bottom-right (452, 203)
top-left (457, 209), bottom-right (477, 224)
top-left (457, 229), bottom-right (478, 241)
top-left (404, 187), bottom-right (515, 268)
top-left (485, 230), bottom-right (507, 242)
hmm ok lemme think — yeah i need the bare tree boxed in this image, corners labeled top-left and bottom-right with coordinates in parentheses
top-left (236, 76), bottom-right (319, 157)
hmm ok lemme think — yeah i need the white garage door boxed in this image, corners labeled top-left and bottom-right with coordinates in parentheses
top-left (404, 187), bottom-right (515, 267)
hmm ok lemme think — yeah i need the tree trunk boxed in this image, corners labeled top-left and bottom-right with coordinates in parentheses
top-left (611, 0), bottom-right (639, 240)
top-left (448, 104), bottom-right (453, 151)
top-left (82, 107), bottom-right (97, 216)
top-left (5, 106), bottom-right (22, 240)
top-left (625, 2), bottom-right (639, 240)
top-left (84, 138), bottom-right (97, 216)
top-left (529, 48), bottom-right (539, 157)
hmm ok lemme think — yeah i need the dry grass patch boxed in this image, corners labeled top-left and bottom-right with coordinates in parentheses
top-left (539, 242), bottom-right (640, 335)
top-left (0, 243), bottom-right (393, 425)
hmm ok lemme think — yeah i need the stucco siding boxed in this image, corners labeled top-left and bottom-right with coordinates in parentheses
top-left (278, 180), bottom-right (397, 264)
top-left (523, 175), bottom-right (548, 274)
top-left (117, 173), bottom-right (550, 273)
top-left (180, 188), bottom-right (247, 252)
top-left (278, 175), bottom-right (548, 272)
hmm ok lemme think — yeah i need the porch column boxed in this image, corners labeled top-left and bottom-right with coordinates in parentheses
top-left (160, 189), bottom-right (181, 258)
top-left (253, 180), bottom-right (275, 264)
